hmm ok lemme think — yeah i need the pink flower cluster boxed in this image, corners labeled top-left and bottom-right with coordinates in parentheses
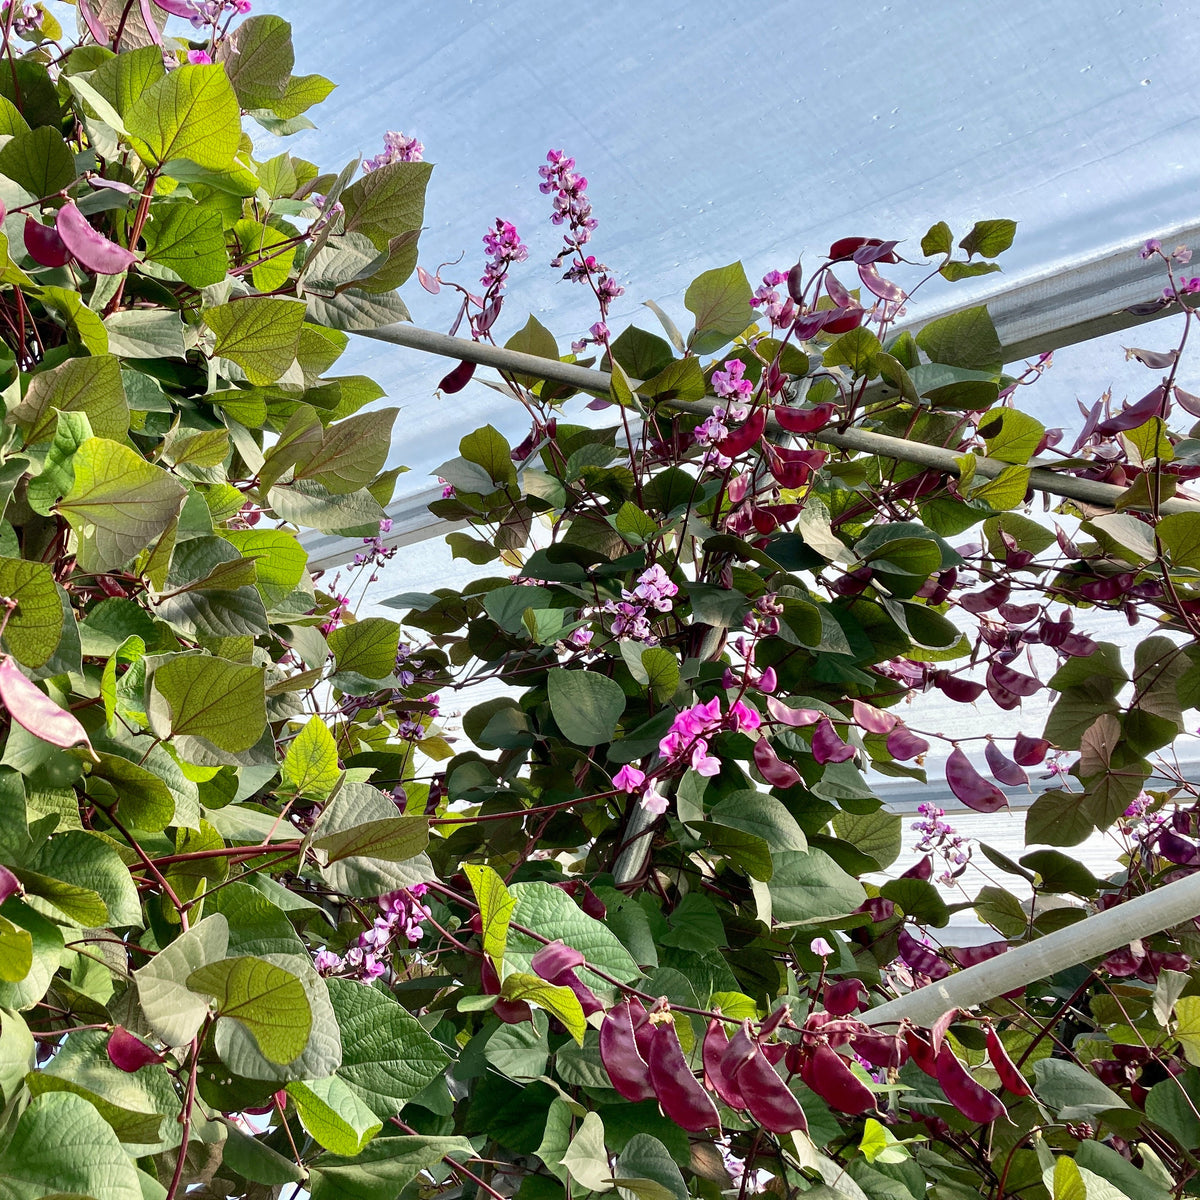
top-left (712, 358), bottom-right (754, 403)
top-left (1, 0), bottom-right (40, 34)
top-left (363, 130), bottom-right (424, 173)
top-left (911, 802), bottom-right (972, 886)
top-left (314, 886), bottom-right (431, 981)
top-left (481, 219), bottom-right (529, 294)
top-left (749, 269), bottom-right (794, 326)
top-left (602, 564), bottom-right (678, 644)
top-left (539, 150), bottom-right (598, 254)
top-left (658, 695), bottom-right (761, 778)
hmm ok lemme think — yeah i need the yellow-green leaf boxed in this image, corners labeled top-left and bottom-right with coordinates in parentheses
top-left (463, 863), bottom-right (514, 966)
top-left (125, 63), bottom-right (241, 170)
top-left (500, 972), bottom-right (586, 1045)
top-left (281, 715), bottom-right (340, 799)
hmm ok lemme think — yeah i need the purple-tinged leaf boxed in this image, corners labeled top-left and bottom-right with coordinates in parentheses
top-left (886, 725), bottom-right (929, 761)
top-left (945, 747), bottom-right (1007, 812)
top-left (812, 717), bottom-right (854, 765)
top-left (824, 272), bottom-right (853, 307)
top-left (753, 737), bottom-right (800, 788)
top-left (107, 1026), bottom-right (166, 1072)
top-left (824, 978), bottom-right (867, 1017)
top-left (897, 928), bottom-right (950, 980)
top-left (0, 864), bottom-right (20, 904)
top-left (934, 673), bottom-right (985, 703)
top-left (0, 656), bottom-right (93, 754)
top-left (1012, 733), bottom-right (1049, 767)
top-left (997, 601), bottom-right (1039, 625)
top-left (1095, 386), bottom-right (1165, 435)
top-left (773, 402), bottom-right (836, 434)
top-left (24, 218), bottom-right (72, 268)
top-left (786, 261), bottom-right (805, 304)
top-left (851, 699), bottom-right (897, 735)
top-left (960, 581), bottom-right (1010, 614)
top-left (766, 697), bottom-right (822, 727)
top-left (950, 940), bottom-right (1008, 968)
top-left (935, 1042), bottom-right (1005, 1124)
top-left (984, 741), bottom-right (1027, 786)
top-left (531, 940), bottom-right (586, 979)
top-left (56, 202), bottom-right (138, 275)
top-left (79, 0), bottom-right (111, 41)
top-left (438, 360), bottom-right (476, 393)
top-left (1157, 830), bottom-right (1200, 867)
top-left (716, 407), bottom-right (767, 457)
top-left (858, 262), bottom-right (905, 302)
top-left (1175, 385), bottom-right (1200, 417)
top-left (1124, 346), bottom-right (1178, 370)
top-left (901, 856), bottom-right (933, 881)
top-left (986, 661), bottom-right (1040, 698)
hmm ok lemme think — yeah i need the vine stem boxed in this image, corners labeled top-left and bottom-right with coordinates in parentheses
top-left (164, 1024), bottom-right (204, 1200)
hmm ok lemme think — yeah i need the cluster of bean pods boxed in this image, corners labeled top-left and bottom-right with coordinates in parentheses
top-left (599, 992), bottom-right (1032, 1136)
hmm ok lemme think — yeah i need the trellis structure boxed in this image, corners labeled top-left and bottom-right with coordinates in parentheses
top-left (299, 218), bottom-right (1200, 571)
top-left (302, 222), bottom-right (1200, 1023)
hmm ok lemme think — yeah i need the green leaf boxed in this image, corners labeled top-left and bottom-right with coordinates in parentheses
top-left (641, 647), bottom-right (680, 704)
top-left (978, 407), bottom-right (1045, 465)
top-left (832, 808), bottom-right (901, 870)
top-left (0, 1092), bottom-right (142, 1200)
top-left (921, 222), bottom-right (953, 257)
top-left (233, 217), bottom-right (297, 292)
top-left (148, 654), bottom-right (266, 754)
top-left (0, 127), bottom-right (75, 198)
top-left (27, 410), bottom-right (90, 516)
top-left (1034, 1058), bottom-right (1128, 1121)
top-left (1145, 1070), bottom-right (1200, 1148)
top-left (27, 829), bottom-right (141, 926)
top-left (614, 1134), bottom-right (688, 1200)
top-left (971, 465), bottom-right (1030, 510)
top-left (134, 914), bottom-right (229, 1046)
top-left (501, 972), bottom-right (587, 1045)
top-left (220, 528), bottom-right (309, 605)
top-left (219, 14), bottom-right (294, 109)
top-left (204, 297), bottom-right (306, 385)
top-left (309, 1136), bottom-right (475, 1200)
top-left (824, 326), bottom-right (884, 376)
top-left (505, 314), bottom-right (561, 388)
top-left (1157, 512), bottom-right (1200, 569)
top-left (547, 668), bottom-right (625, 745)
top-left (88, 753), bottom-right (174, 833)
top-left (298, 407), bottom-right (397, 494)
top-left (35, 286), bottom-right (109, 354)
top-left (282, 715), bottom-right (340, 798)
top-left (464, 863), bottom-right (515, 965)
top-left (91, 45), bottom-right (166, 119)
top-left (959, 219), bottom-right (1017, 259)
top-left (142, 204), bottom-right (228, 288)
top-left (326, 977), bottom-right (450, 1119)
top-left (709, 791), bottom-right (807, 853)
top-left (341, 161), bottom-right (433, 249)
top-left (327, 616), bottom-right (400, 679)
top-left (916, 306), bottom-right (1003, 373)
top-left (188, 955), bottom-right (312, 1064)
top-left (15, 353), bottom-right (128, 444)
top-left (1176, 996), bottom-right (1200, 1065)
top-left (0, 915), bottom-right (31, 982)
top-left (505, 881), bottom-right (640, 988)
top-left (313, 815), bottom-right (430, 865)
top-left (310, 781), bottom-right (434, 897)
top-left (57, 438), bottom-right (186, 573)
top-left (1025, 788), bottom-right (1094, 847)
top-left (767, 849), bottom-right (867, 925)
top-left (684, 262), bottom-right (753, 352)
top-left (103, 310), bottom-right (187, 360)
top-left (125, 63), bottom-right (241, 170)
top-left (0, 557), bottom-right (61, 668)
top-left (563, 1111), bottom-right (613, 1192)
top-left (0, 900), bottom-right (63, 1010)
top-left (459, 424), bottom-right (518, 489)
top-left (639, 356), bottom-right (707, 404)
top-left (287, 1075), bottom-right (382, 1156)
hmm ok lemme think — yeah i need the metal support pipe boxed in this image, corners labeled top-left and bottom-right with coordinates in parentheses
top-left (863, 870), bottom-right (1200, 1028)
top-left (358, 321), bottom-right (1200, 516)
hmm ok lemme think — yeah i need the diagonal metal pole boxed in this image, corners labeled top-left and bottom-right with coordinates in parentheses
top-left (862, 869), bottom-right (1200, 1027)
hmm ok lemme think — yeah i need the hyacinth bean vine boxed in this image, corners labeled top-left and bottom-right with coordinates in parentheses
top-left (1, 5), bottom-right (1200, 1200)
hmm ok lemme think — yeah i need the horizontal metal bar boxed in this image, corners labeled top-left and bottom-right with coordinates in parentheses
top-left (300, 222), bottom-right (1200, 568)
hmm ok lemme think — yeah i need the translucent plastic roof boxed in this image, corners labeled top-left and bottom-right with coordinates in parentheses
top-left (286, 0), bottom-right (1200, 487)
